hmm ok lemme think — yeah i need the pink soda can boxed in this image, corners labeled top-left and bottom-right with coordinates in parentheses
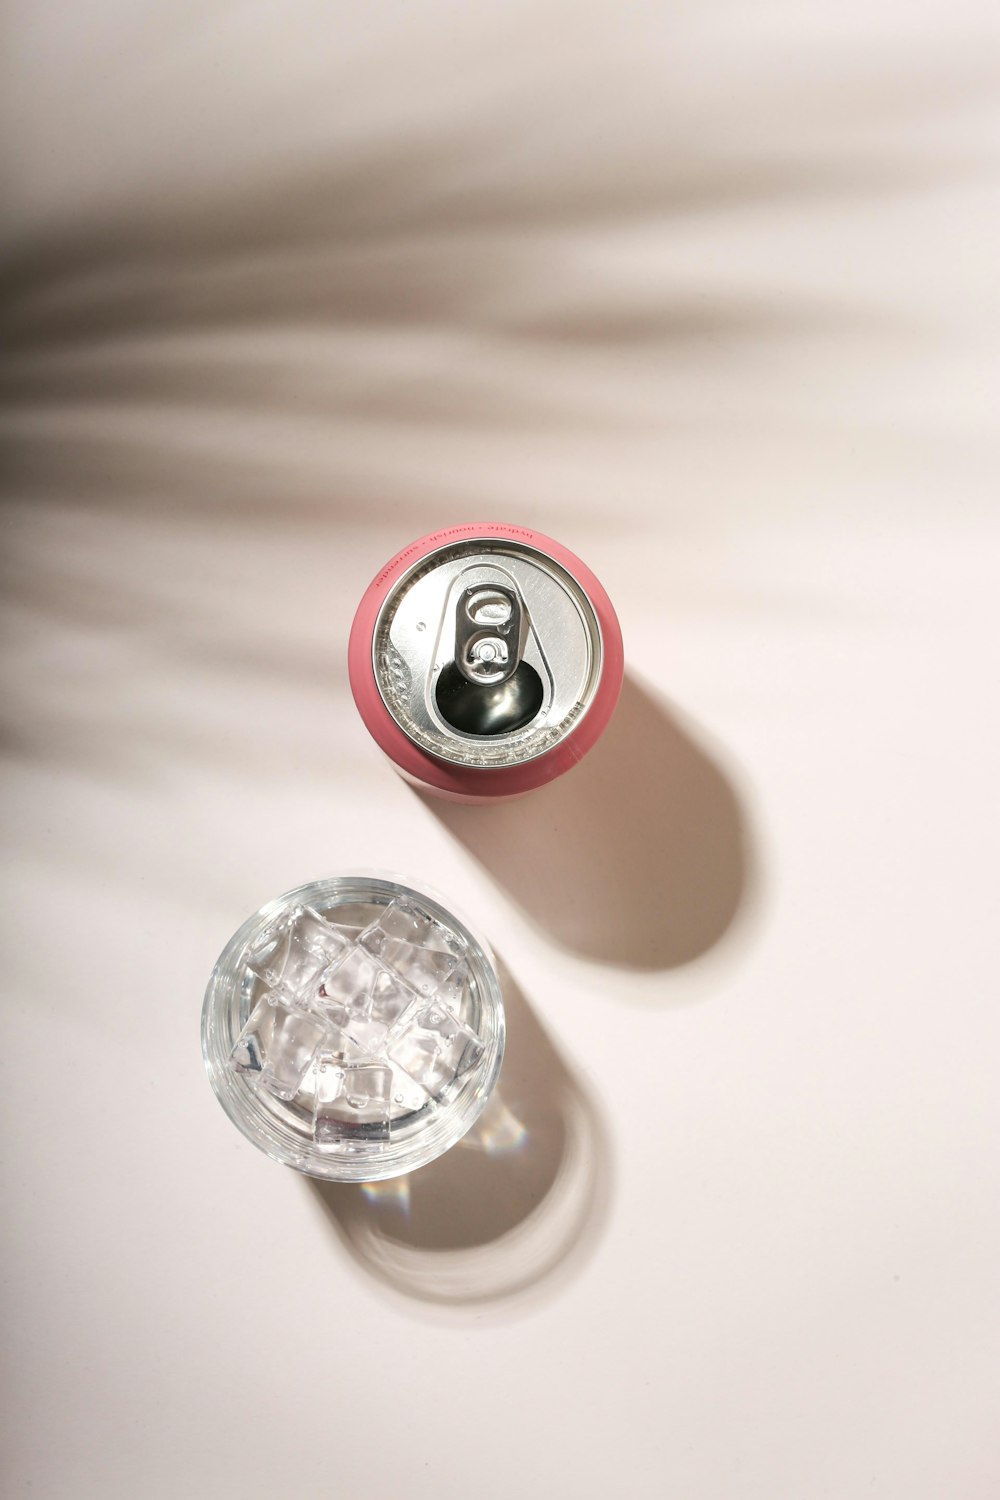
top-left (348, 523), bottom-right (624, 802)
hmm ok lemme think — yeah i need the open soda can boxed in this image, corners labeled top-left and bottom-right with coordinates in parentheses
top-left (348, 524), bottom-right (624, 801)
top-left (201, 876), bottom-right (505, 1182)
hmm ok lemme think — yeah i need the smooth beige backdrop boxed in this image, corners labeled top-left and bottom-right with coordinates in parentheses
top-left (2, 3), bottom-right (998, 1497)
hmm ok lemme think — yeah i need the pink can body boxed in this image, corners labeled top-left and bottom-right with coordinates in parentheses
top-left (348, 523), bottom-right (624, 803)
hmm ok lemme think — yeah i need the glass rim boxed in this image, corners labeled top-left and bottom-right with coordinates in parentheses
top-left (201, 874), bottom-right (505, 1182)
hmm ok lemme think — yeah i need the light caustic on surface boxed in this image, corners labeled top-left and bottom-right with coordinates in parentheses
top-left (230, 899), bottom-right (485, 1149)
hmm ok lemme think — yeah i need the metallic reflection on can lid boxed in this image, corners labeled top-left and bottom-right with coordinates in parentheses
top-left (372, 539), bottom-right (604, 769)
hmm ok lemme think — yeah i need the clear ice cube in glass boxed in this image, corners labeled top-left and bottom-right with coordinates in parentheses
top-left (359, 898), bottom-right (466, 997)
top-left (311, 1054), bottom-right (344, 1144)
top-left (314, 947), bottom-right (383, 1027)
top-left (431, 961), bottom-right (474, 1025)
top-left (386, 1002), bottom-right (484, 1097)
top-left (230, 994), bottom-right (330, 1100)
top-left (367, 967), bottom-right (419, 1028)
top-left (341, 1015), bottom-right (390, 1060)
top-left (246, 906), bottom-right (349, 1003)
top-left (313, 1062), bottom-right (393, 1145)
top-left (314, 946), bottom-right (417, 1056)
top-left (387, 1064), bottom-right (431, 1117)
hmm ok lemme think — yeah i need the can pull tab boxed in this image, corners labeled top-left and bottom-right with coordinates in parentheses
top-left (454, 585), bottom-right (528, 688)
top-left (437, 583), bottom-right (544, 736)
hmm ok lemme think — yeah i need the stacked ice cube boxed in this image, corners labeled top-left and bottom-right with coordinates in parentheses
top-left (229, 898), bottom-right (485, 1149)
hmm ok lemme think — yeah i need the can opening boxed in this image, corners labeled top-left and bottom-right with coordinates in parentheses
top-left (435, 660), bottom-right (544, 737)
top-left (370, 536), bottom-right (604, 769)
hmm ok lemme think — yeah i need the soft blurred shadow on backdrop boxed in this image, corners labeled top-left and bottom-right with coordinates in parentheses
top-left (2, 6), bottom-right (999, 1496)
top-left (2, 1), bottom-right (995, 824)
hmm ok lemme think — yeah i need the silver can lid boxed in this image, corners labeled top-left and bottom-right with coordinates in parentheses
top-left (372, 538), bottom-right (604, 769)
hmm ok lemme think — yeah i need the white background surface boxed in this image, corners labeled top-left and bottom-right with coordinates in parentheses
top-left (2, 4), bottom-right (999, 1497)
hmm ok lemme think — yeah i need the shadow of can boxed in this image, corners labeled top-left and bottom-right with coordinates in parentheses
top-left (420, 672), bottom-right (752, 971)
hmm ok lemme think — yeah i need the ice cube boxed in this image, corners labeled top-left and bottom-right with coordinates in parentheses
top-left (431, 961), bottom-right (474, 1025)
top-left (342, 1063), bottom-right (393, 1117)
top-left (358, 898), bottom-right (466, 997)
top-left (313, 1062), bottom-right (393, 1145)
top-left (368, 966), bottom-right (420, 1027)
top-left (246, 906), bottom-right (349, 1004)
top-left (310, 1054), bottom-right (345, 1144)
top-left (388, 1064), bottom-right (431, 1118)
top-left (342, 1015), bottom-right (390, 1060)
top-left (230, 994), bottom-right (330, 1100)
top-left (314, 946), bottom-right (378, 1023)
top-left (316, 943), bottom-right (418, 1032)
top-left (386, 1002), bottom-right (484, 1097)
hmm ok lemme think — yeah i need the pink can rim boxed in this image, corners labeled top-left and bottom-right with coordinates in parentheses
top-left (348, 523), bottom-right (624, 798)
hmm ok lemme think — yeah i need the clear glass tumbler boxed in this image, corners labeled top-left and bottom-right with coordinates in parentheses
top-left (201, 875), bottom-right (505, 1182)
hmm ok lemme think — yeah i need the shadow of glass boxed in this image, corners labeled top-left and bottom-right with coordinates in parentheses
top-left (421, 673), bottom-right (752, 971)
top-left (306, 963), bottom-right (611, 1310)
